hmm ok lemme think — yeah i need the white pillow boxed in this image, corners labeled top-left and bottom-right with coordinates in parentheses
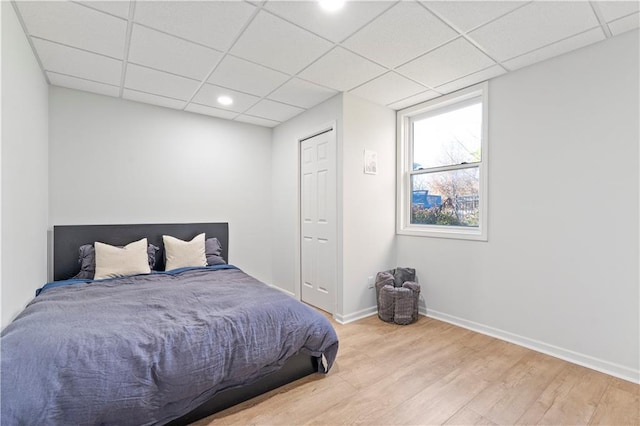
top-left (163, 233), bottom-right (207, 271)
top-left (94, 238), bottom-right (151, 280)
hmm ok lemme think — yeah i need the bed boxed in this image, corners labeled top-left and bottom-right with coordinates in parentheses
top-left (1, 223), bottom-right (339, 425)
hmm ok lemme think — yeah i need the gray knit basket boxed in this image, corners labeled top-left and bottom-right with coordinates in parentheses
top-left (375, 268), bottom-right (420, 325)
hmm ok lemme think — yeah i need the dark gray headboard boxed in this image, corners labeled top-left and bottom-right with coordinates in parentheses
top-left (53, 223), bottom-right (229, 281)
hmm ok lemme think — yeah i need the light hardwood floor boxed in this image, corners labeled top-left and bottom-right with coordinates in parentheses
top-left (194, 314), bottom-right (640, 426)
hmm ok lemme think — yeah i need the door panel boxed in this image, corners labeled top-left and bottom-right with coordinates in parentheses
top-left (300, 128), bottom-right (336, 313)
top-left (317, 170), bottom-right (327, 222)
top-left (301, 236), bottom-right (315, 290)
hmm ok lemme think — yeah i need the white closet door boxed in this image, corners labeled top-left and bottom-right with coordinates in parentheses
top-left (300, 128), bottom-right (336, 313)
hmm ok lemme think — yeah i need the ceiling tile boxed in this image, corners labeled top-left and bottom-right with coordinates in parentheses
top-left (192, 83), bottom-right (261, 113)
top-left (231, 11), bottom-right (333, 74)
top-left (78, 1), bottom-right (131, 19)
top-left (47, 72), bottom-right (120, 97)
top-left (350, 72), bottom-right (426, 106)
top-left (435, 64), bottom-right (505, 94)
top-left (185, 103), bottom-right (239, 120)
top-left (134, 1), bottom-right (256, 51)
top-left (595, 1), bottom-right (640, 22)
top-left (298, 47), bottom-right (386, 92)
top-left (14, 0), bottom-right (632, 122)
top-left (33, 38), bottom-right (122, 85)
top-left (503, 27), bottom-right (605, 71)
top-left (343, 2), bottom-right (458, 69)
top-left (468, 1), bottom-right (600, 61)
top-left (422, 1), bottom-right (523, 33)
top-left (128, 24), bottom-right (222, 81)
top-left (124, 64), bottom-right (200, 101)
top-left (123, 89), bottom-right (186, 110)
top-left (245, 99), bottom-right (305, 122)
top-left (268, 78), bottom-right (337, 109)
top-left (234, 115), bottom-right (281, 128)
top-left (264, 1), bottom-right (392, 43)
top-left (387, 90), bottom-right (442, 110)
top-left (17, 1), bottom-right (127, 59)
top-left (207, 55), bottom-right (290, 97)
top-left (397, 38), bottom-right (495, 88)
top-left (608, 12), bottom-right (640, 36)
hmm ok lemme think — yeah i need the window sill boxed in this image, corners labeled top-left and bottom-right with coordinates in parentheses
top-left (397, 225), bottom-right (487, 241)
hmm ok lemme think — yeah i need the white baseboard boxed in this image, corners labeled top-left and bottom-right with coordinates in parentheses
top-left (422, 308), bottom-right (640, 384)
top-left (334, 306), bottom-right (377, 324)
top-left (268, 284), bottom-right (295, 298)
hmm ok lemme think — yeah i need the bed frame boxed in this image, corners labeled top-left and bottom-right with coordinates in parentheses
top-left (52, 223), bottom-right (317, 425)
top-left (53, 223), bottom-right (230, 281)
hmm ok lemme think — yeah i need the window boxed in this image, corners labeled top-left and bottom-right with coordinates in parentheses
top-left (397, 83), bottom-right (488, 240)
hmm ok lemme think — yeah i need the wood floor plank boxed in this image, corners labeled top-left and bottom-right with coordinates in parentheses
top-left (516, 364), bottom-right (610, 425)
top-left (328, 349), bottom-right (374, 375)
top-left (463, 351), bottom-right (566, 424)
top-left (444, 407), bottom-right (497, 425)
top-left (303, 360), bottom-right (446, 426)
top-left (588, 385), bottom-right (640, 425)
top-left (208, 374), bottom-right (356, 426)
top-left (458, 331), bottom-right (499, 351)
top-left (609, 376), bottom-right (640, 396)
top-left (457, 339), bottom-right (529, 383)
top-left (360, 368), bottom-right (491, 425)
top-left (193, 313), bottom-right (640, 426)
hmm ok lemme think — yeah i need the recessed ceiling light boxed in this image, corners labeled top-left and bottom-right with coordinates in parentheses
top-left (319, 0), bottom-right (345, 13)
top-left (217, 95), bottom-right (233, 106)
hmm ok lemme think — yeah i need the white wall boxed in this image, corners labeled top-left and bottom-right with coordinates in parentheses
top-left (48, 88), bottom-right (273, 283)
top-left (396, 30), bottom-right (640, 382)
top-left (270, 93), bottom-right (396, 321)
top-left (341, 93), bottom-right (396, 320)
top-left (271, 94), bottom-right (343, 300)
top-left (1, 2), bottom-right (49, 328)
top-left (5, 1), bottom-right (637, 381)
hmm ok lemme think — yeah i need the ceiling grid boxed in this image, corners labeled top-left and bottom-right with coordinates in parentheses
top-left (12, 0), bottom-right (639, 127)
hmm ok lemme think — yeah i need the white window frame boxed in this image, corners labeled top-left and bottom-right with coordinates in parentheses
top-left (396, 83), bottom-right (489, 241)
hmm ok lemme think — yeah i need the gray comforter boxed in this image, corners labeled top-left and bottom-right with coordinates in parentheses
top-left (1, 266), bottom-right (339, 425)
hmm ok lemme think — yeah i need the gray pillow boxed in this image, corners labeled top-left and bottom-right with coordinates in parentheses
top-left (74, 244), bottom-right (97, 280)
top-left (73, 243), bottom-right (160, 280)
top-left (205, 237), bottom-right (226, 266)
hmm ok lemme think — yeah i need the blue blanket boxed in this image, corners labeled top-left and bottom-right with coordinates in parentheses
top-left (1, 267), bottom-right (339, 425)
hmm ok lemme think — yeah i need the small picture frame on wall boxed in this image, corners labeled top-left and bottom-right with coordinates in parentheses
top-left (364, 150), bottom-right (378, 175)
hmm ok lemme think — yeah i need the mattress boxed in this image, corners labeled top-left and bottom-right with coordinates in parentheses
top-left (1, 266), bottom-right (339, 425)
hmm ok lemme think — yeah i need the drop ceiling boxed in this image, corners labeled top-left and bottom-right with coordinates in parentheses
top-left (12, 0), bottom-right (640, 128)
